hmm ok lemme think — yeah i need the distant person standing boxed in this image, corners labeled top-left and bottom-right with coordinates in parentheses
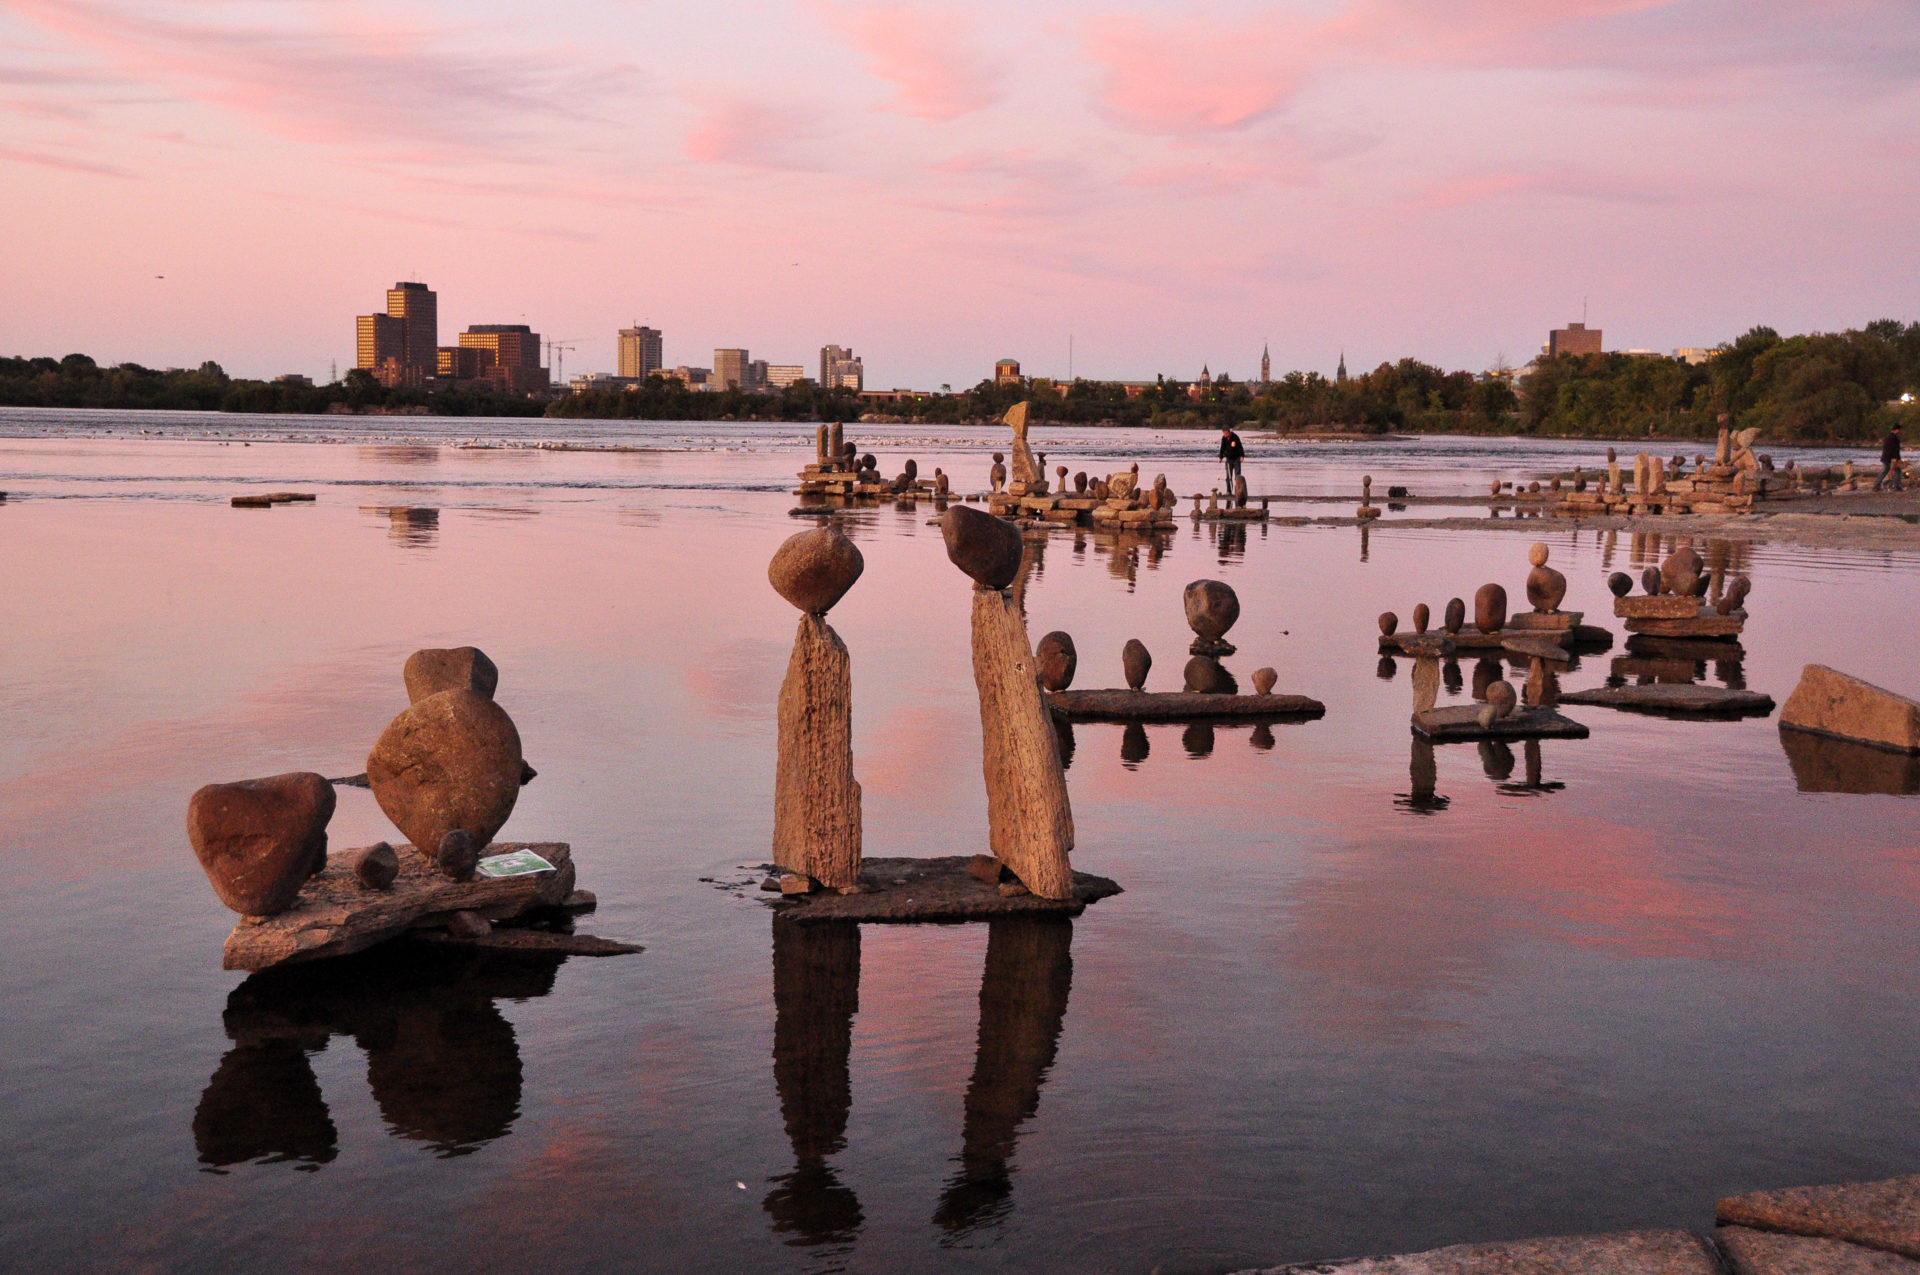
top-left (1219, 425), bottom-right (1245, 489)
top-left (1876, 423), bottom-right (1903, 491)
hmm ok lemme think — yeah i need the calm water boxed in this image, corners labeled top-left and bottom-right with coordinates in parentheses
top-left (1, 413), bottom-right (1916, 1273)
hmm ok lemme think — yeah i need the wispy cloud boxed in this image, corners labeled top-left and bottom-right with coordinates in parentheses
top-left (1081, 10), bottom-right (1302, 135)
top-left (0, 141), bottom-right (130, 177)
top-left (683, 98), bottom-right (829, 170)
top-left (808, 1), bottom-right (1004, 120)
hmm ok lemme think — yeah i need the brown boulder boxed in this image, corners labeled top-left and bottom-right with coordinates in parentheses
top-left (403, 647), bottom-right (498, 703)
top-left (1379, 611), bottom-right (1399, 637)
top-left (1035, 630), bottom-right (1077, 692)
top-left (1718, 574), bottom-right (1752, 615)
top-left (1251, 667), bottom-right (1277, 695)
top-left (187, 772), bottom-right (336, 916)
top-left (343, 841), bottom-right (399, 890)
top-left (1526, 564), bottom-right (1568, 613)
top-left (768, 526), bottom-right (865, 615)
top-left (941, 505), bottom-right (1024, 590)
top-left (367, 689), bottom-right (524, 859)
top-left (1122, 638), bottom-right (1152, 691)
top-left (437, 828), bottom-right (479, 881)
top-left (1412, 603), bottom-right (1430, 634)
top-left (1443, 597), bottom-right (1465, 633)
top-left (1781, 665), bottom-right (1920, 753)
top-left (1183, 656), bottom-right (1238, 694)
top-left (1184, 579), bottom-right (1240, 642)
top-left (1661, 546), bottom-right (1704, 596)
top-left (1642, 565), bottom-right (1663, 595)
top-left (1608, 571), bottom-right (1633, 597)
top-left (1473, 583), bottom-right (1507, 634)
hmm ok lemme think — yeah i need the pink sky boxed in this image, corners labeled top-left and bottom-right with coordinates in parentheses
top-left (0, 0), bottom-right (1915, 386)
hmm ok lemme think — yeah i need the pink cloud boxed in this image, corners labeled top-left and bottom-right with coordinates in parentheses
top-left (683, 99), bottom-right (827, 170)
top-left (0, 141), bottom-right (130, 178)
top-left (1081, 10), bottom-right (1303, 135)
top-left (811, 2), bottom-right (1004, 121)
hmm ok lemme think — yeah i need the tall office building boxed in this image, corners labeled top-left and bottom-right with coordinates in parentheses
top-left (459, 324), bottom-right (549, 393)
top-left (354, 280), bottom-right (438, 386)
top-left (766, 364), bottom-right (805, 390)
top-left (618, 326), bottom-right (663, 379)
top-left (994, 358), bottom-right (1021, 386)
top-left (821, 344), bottom-right (863, 390)
top-left (356, 313), bottom-right (402, 377)
top-left (1547, 322), bottom-right (1603, 358)
top-left (714, 348), bottom-right (750, 390)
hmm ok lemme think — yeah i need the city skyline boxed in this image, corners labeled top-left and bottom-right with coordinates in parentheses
top-left (1, 1), bottom-right (1915, 385)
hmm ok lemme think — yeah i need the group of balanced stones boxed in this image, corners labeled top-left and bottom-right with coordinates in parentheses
top-left (1606, 544), bottom-right (1752, 614)
top-left (186, 646), bottom-right (533, 917)
top-left (766, 504), bottom-right (1077, 900)
top-left (1027, 577), bottom-right (1278, 699)
top-left (1379, 542), bottom-right (1570, 642)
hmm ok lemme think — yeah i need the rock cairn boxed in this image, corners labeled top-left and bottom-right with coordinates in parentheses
top-left (1356, 475), bottom-right (1381, 521)
top-left (1184, 579), bottom-right (1240, 656)
top-left (942, 506), bottom-right (1076, 900)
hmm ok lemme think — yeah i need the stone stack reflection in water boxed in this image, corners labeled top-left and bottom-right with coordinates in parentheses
top-left (767, 526), bottom-right (866, 893)
top-left (942, 506), bottom-right (1076, 900)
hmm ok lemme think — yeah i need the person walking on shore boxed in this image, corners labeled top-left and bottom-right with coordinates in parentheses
top-left (1219, 425), bottom-right (1245, 489)
top-left (1875, 423), bottom-right (1903, 491)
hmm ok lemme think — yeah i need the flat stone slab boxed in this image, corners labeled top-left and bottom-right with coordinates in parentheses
top-left (1502, 635), bottom-right (1574, 662)
top-left (770, 856), bottom-right (1120, 924)
top-left (1780, 664), bottom-right (1920, 754)
top-left (1236, 1228), bottom-right (1721, 1274)
top-left (1718, 1226), bottom-right (1920, 1274)
top-left (1559, 683), bottom-right (1775, 716)
top-left (1413, 705), bottom-right (1590, 741)
top-left (1571, 624), bottom-right (1617, 650)
top-left (223, 842), bottom-right (577, 971)
top-left (1625, 611), bottom-right (1746, 638)
top-left (1616, 595), bottom-right (1706, 619)
top-left (1507, 610), bottom-right (1582, 631)
top-left (1047, 689), bottom-right (1326, 722)
top-left (1718, 1174), bottom-right (1920, 1259)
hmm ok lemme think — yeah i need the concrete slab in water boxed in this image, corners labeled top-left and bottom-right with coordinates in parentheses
top-left (1717, 1226), bottom-right (1920, 1274)
top-left (771, 856), bottom-right (1121, 923)
top-left (1412, 705), bottom-right (1589, 741)
top-left (1718, 1174), bottom-right (1920, 1260)
top-left (1559, 683), bottom-right (1775, 716)
top-left (1235, 1228), bottom-right (1721, 1274)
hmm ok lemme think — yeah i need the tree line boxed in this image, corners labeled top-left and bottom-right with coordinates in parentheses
top-left (6, 318), bottom-right (1916, 440)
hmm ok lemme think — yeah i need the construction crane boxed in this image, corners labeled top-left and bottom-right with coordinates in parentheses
top-left (544, 338), bottom-right (585, 387)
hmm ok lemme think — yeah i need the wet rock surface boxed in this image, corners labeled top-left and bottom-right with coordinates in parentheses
top-left (1035, 630), bottom-right (1077, 692)
top-left (1122, 638), bottom-right (1152, 691)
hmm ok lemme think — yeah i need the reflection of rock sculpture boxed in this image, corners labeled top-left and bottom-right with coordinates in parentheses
top-left (765, 920), bottom-right (864, 1245)
top-left (944, 507), bottom-right (1075, 900)
top-left (188, 773), bottom-right (336, 916)
top-left (768, 527), bottom-right (865, 892)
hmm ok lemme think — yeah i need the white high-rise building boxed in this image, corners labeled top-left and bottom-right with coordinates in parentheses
top-left (820, 344), bottom-right (863, 390)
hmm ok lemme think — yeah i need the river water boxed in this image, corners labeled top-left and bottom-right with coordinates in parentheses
top-left (0, 411), bottom-right (1914, 1272)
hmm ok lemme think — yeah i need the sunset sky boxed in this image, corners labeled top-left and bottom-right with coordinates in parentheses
top-left (1, 0), bottom-right (1914, 386)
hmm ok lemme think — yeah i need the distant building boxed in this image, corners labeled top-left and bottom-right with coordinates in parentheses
top-left (1547, 322), bottom-right (1603, 358)
top-left (994, 358), bottom-right (1021, 386)
top-left (660, 365), bottom-right (712, 389)
top-left (458, 324), bottom-right (549, 393)
top-left (748, 358), bottom-right (769, 390)
top-left (354, 281), bottom-right (438, 387)
top-left (1260, 344), bottom-right (1271, 385)
top-left (1674, 347), bottom-right (1718, 366)
top-left (714, 348), bottom-right (750, 390)
top-left (1337, 351), bottom-right (1347, 383)
top-left (618, 326), bottom-right (663, 379)
top-left (570, 373), bottom-right (640, 393)
top-left (821, 345), bottom-right (863, 390)
top-left (766, 364), bottom-right (805, 389)
top-left (274, 373), bottom-right (313, 387)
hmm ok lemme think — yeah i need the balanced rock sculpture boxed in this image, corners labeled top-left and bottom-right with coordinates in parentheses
top-left (404, 647), bottom-right (498, 703)
top-left (989, 453), bottom-right (1007, 493)
top-left (1524, 543), bottom-right (1567, 613)
top-left (367, 681), bottom-right (524, 876)
top-left (768, 526), bottom-right (865, 891)
top-left (1608, 572), bottom-right (1633, 597)
top-left (942, 506), bottom-right (1075, 900)
top-left (1122, 638), bottom-right (1152, 691)
top-left (1473, 583), bottom-right (1507, 634)
top-left (1412, 603), bottom-right (1430, 634)
top-left (1185, 579), bottom-right (1240, 656)
top-left (1379, 612), bottom-right (1398, 637)
top-left (1035, 631), bottom-right (1077, 692)
top-left (1479, 679), bottom-right (1518, 730)
top-left (1443, 597), bottom-right (1465, 634)
top-left (1660, 546), bottom-right (1703, 597)
top-left (188, 772), bottom-right (336, 916)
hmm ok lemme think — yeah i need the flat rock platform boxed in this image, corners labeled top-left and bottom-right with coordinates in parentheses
top-left (1559, 684), bottom-right (1776, 716)
top-left (224, 841), bottom-right (580, 971)
top-left (1237, 1228), bottom-right (1722, 1274)
top-left (1048, 689), bottom-right (1325, 722)
top-left (771, 856), bottom-right (1121, 924)
top-left (1413, 705), bottom-right (1590, 741)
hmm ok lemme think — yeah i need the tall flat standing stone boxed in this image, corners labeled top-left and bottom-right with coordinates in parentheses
top-left (969, 587), bottom-right (1075, 900)
top-left (773, 615), bottom-right (862, 889)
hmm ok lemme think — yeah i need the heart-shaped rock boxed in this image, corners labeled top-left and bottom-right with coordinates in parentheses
top-left (367, 689), bottom-right (523, 858)
top-left (1184, 580), bottom-right (1240, 642)
top-left (404, 647), bottom-right (498, 703)
top-left (768, 526), bottom-right (865, 615)
top-left (188, 772), bottom-right (336, 916)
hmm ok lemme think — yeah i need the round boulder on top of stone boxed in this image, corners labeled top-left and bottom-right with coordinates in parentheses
top-left (1122, 638), bottom-right (1152, 691)
top-left (1184, 580), bottom-right (1240, 642)
top-left (768, 526), bottom-right (865, 615)
top-left (1642, 565), bottom-right (1663, 595)
top-left (187, 772), bottom-right (336, 917)
top-left (1524, 544), bottom-right (1568, 613)
top-left (1183, 655), bottom-right (1238, 695)
top-left (1379, 611), bottom-right (1398, 637)
top-left (1608, 571), bottom-right (1633, 597)
top-left (1444, 597), bottom-right (1465, 634)
top-left (1035, 630), bottom-right (1077, 692)
top-left (941, 505), bottom-right (1024, 590)
top-left (405, 647), bottom-right (499, 704)
top-left (1412, 603), bottom-right (1430, 634)
top-left (367, 688), bottom-right (524, 861)
top-left (1661, 546), bottom-right (1704, 597)
top-left (1473, 583), bottom-right (1508, 634)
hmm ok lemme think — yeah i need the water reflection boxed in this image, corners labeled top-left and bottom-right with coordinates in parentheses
top-left (765, 915), bottom-right (1076, 1249)
top-left (193, 945), bottom-right (560, 1169)
top-left (378, 505), bottom-right (439, 547)
top-left (1120, 722), bottom-right (1150, 767)
top-left (1088, 526), bottom-right (1172, 590)
top-left (1395, 737), bottom-right (1450, 814)
top-left (1618, 636), bottom-right (1746, 689)
top-left (358, 445), bottom-right (439, 465)
top-left (1779, 728), bottom-right (1920, 795)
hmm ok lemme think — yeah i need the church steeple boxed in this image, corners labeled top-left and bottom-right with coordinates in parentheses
top-left (1260, 344), bottom-right (1270, 385)
top-left (1336, 351), bottom-right (1347, 383)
